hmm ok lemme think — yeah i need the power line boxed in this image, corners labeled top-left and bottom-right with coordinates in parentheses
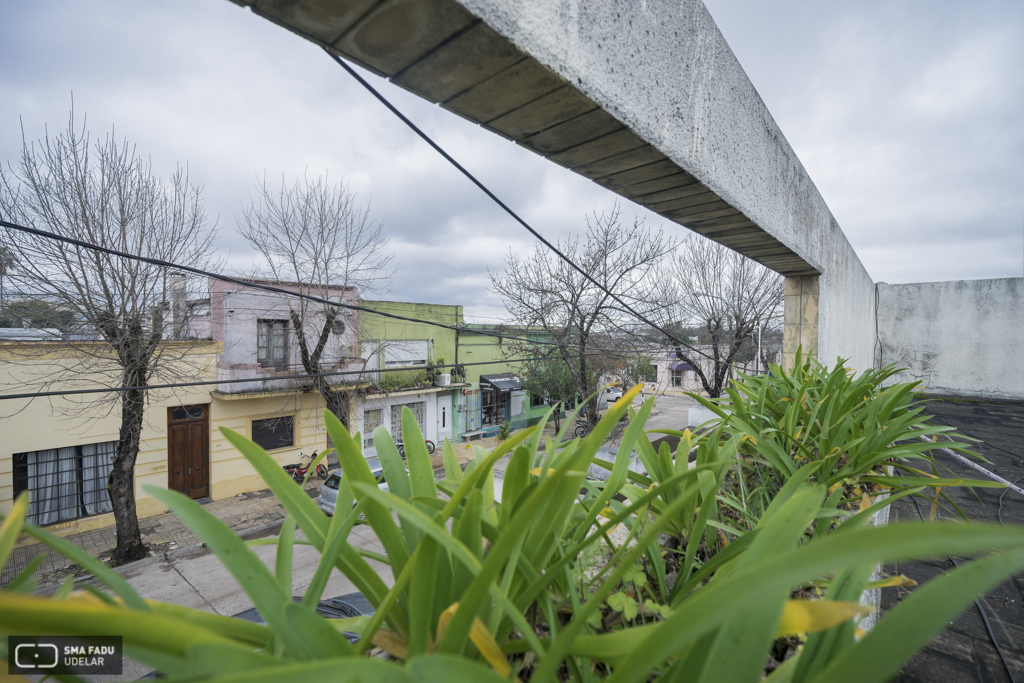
top-left (0, 217), bottom-right (722, 365)
top-left (0, 349), bottom-right (639, 402)
top-left (326, 51), bottom-right (712, 361)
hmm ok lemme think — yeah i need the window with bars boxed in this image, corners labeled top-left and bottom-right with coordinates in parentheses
top-left (672, 368), bottom-right (683, 387)
top-left (530, 393), bottom-right (545, 408)
top-left (363, 409), bottom-right (383, 448)
top-left (257, 319), bottom-right (289, 370)
top-left (252, 416), bottom-right (294, 451)
top-left (390, 402), bottom-right (425, 444)
top-left (649, 365), bottom-right (658, 382)
top-left (13, 442), bottom-right (116, 526)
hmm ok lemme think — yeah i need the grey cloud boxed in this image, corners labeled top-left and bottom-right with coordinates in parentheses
top-left (5, 0), bottom-right (1018, 326)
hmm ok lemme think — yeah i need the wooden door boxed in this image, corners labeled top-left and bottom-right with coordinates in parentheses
top-left (168, 405), bottom-right (209, 499)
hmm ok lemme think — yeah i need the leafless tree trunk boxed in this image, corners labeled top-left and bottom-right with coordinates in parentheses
top-left (490, 205), bottom-right (676, 428)
top-left (0, 112), bottom-right (218, 565)
top-left (238, 174), bottom-right (394, 428)
top-left (659, 234), bottom-right (783, 398)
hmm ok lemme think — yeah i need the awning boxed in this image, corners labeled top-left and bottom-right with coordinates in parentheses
top-left (480, 373), bottom-right (522, 392)
top-left (669, 361), bottom-right (693, 371)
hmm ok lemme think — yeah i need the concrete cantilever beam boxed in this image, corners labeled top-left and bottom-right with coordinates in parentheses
top-left (226, 0), bottom-right (877, 371)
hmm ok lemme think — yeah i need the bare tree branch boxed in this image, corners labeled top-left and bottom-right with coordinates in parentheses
top-left (656, 234), bottom-right (784, 398)
top-left (237, 173), bottom-right (395, 426)
top-left (0, 109), bottom-right (219, 564)
top-left (490, 204), bottom-right (676, 427)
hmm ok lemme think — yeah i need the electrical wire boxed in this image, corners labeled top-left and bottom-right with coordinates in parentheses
top-left (0, 349), bottom-right (620, 401)
top-left (0, 217), bottom-right (726, 366)
top-left (325, 51), bottom-right (716, 362)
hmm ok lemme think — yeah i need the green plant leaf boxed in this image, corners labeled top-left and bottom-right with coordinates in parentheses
top-left (403, 406), bottom-right (438, 502)
top-left (303, 486), bottom-right (362, 609)
top-left (442, 439), bottom-right (463, 483)
top-left (607, 523), bottom-right (1024, 683)
top-left (808, 547), bottom-right (1024, 683)
top-left (142, 486), bottom-right (301, 655)
top-left (0, 492), bottom-right (28, 569)
top-left (218, 426), bottom-right (395, 629)
top-left (323, 412), bottom-right (411, 594)
top-left (276, 516), bottom-right (296, 596)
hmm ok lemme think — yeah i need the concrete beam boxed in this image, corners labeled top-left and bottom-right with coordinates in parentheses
top-left (227, 0), bottom-right (878, 372)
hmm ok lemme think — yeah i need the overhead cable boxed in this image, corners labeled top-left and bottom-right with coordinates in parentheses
top-left (326, 51), bottom-right (712, 361)
top-left (0, 217), bottom-right (721, 364)
top-left (0, 349), bottom-right (631, 401)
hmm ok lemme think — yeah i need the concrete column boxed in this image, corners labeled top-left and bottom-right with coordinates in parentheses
top-left (783, 275), bottom-right (819, 369)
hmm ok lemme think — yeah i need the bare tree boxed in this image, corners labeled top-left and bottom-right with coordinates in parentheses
top-left (0, 244), bottom-right (15, 308)
top-left (237, 174), bottom-right (394, 427)
top-left (0, 113), bottom-right (218, 564)
top-left (490, 205), bottom-right (676, 428)
top-left (660, 234), bottom-right (783, 398)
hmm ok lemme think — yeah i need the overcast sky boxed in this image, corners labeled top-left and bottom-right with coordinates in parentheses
top-left (1, 1), bottom-right (1021, 320)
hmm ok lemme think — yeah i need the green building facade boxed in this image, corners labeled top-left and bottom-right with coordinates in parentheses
top-left (356, 303), bottom-right (553, 443)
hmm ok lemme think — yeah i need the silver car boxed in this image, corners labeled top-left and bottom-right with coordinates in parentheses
top-left (317, 457), bottom-right (389, 516)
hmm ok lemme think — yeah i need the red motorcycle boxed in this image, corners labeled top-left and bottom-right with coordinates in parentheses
top-left (283, 451), bottom-right (328, 483)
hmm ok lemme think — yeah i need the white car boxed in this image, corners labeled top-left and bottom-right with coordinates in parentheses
top-left (601, 387), bottom-right (624, 404)
top-left (317, 457), bottom-right (389, 516)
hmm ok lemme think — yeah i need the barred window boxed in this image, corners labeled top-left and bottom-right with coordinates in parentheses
top-left (363, 409), bottom-right (383, 448)
top-left (12, 442), bottom-right (116, 526)
top-left (391, 402), bottom-right (425, 444)
top-left (252, 416), bottom-right (294, 450)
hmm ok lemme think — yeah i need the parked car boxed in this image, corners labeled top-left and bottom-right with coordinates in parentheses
top-left (317, 457), bottom-right (389, 516)
top-left (601, 386), bottom-right (624, 404)
top-left (234, 592), bottom-right (374, 643)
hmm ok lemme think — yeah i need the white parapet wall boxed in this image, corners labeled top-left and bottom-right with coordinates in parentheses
top-left (877, 278), bottom-right (1024, 400)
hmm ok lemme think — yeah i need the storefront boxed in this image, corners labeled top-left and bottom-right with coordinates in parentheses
top-left (479, 374), bottom-right (522, 427)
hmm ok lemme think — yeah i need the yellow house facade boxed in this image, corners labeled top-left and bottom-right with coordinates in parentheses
top-left (0, 338), bottom-right (356, 539)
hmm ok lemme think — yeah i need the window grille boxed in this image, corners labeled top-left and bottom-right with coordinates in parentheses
top-left (12, 441), bottom-right (116, 526)
top-left (530, 393), bottom-right (545, 408)
top-left (672, 368), bottom-right (683, 387)
top-left (252, 416), bottom-right (294, 450)
top-left (363, 409), bottom-right (383, 448)
top-left (257, 319), bottom-right (289, 370)
top-left (648, 365), bottom-right (658, 382)
top-left (391, 402), bottom-right (425, 443)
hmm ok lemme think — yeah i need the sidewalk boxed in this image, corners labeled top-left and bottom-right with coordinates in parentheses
top-left (2, 479), bottom-right (321, 590)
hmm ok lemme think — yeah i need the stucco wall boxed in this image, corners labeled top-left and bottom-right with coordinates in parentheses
top-left (877, 278), bottom-right (1024, 400)
top-left (457, 0), bottom-right (877, 372)
top-left (0, 342), bottom-right (221, 529)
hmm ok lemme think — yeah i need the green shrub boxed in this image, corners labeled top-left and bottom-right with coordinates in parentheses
top-left (1, 379), bottom-right (1021, 682)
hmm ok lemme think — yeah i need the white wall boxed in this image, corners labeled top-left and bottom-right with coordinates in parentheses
top-left (877, 278), bottom-right (1024, 400)
top-left (357, 391), bottom-right (439, 456)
